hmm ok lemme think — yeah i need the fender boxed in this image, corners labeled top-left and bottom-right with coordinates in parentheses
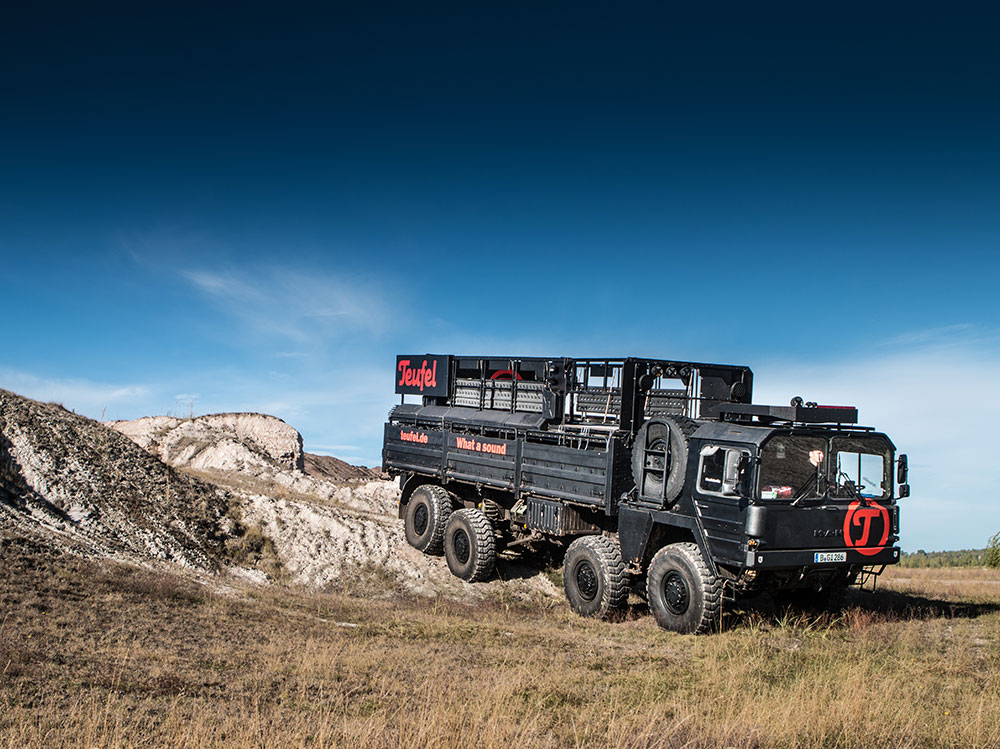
top-left (618, 503), bottom-right (719, 576)
top-left (397, 473), bottom-right (424, 518)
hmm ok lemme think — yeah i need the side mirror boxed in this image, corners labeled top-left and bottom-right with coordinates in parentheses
top-left (723, 453), bottom-right (752, 496)
top-left (897, 454), bottom-right (908, 484)
top-left (898, 483), bottom-right (910, 499)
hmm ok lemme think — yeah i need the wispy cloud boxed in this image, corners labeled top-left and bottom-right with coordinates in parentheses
top-left (880, 323), bottom-right (991, 349)
top-left (0, 369), bottom-right (153, 418)
top-left (181, 267), bottom-right (390, 343)
top-left (183, 270), bottom-right (263, 299)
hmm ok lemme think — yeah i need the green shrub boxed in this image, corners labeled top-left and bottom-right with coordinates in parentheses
top-left (986, 532), bottom-right (1000, 569)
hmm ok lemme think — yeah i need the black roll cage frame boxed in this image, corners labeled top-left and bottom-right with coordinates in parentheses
top-left (404, 355), bottom-right (754, 435)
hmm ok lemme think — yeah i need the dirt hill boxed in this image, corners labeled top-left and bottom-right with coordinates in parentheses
top-left (0, 389), bottom-right (235, 570)
top-left (107, 413), bottom-right (377, 483)
top-left (2, 392), bottom-right (555, 601)
top-left (303, 452), bottom-right (379, 482)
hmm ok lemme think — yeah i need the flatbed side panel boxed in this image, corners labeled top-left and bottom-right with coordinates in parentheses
top-left (383, 423), bottom-right (446, 477)
top-left (445, 433), bottom-right (517, 489)
top-left (385, 421), bottom-right (615, 505)
top-left (521, 442), bottom-right (610, 507)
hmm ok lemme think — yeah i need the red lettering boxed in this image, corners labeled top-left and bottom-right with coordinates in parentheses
top-left (851, 508), bottom-right (880, 546)
top-left (480, 442), bottom-right (507, 456)
top-left (844, 499), bottom-right (890, 555)
top-left (397, 358), bottom-right (440, 392)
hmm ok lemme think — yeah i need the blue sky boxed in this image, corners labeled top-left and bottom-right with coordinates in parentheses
top-left (2, 2), bottom-right (998, 551)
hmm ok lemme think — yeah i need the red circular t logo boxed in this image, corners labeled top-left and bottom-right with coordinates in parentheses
top-left (843, 499), bottom-right (890, 556)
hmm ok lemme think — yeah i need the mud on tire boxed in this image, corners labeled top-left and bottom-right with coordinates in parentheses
top-left (646, 542), bottom-right (721, 634)
top-left (562, 535), bottom-right (628, 619)
top-left (404, 484), bottom-right (455, 555)
top-left (443, 508), bottom-right (496, 582)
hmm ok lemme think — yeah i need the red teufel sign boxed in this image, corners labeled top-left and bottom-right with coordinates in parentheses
top-left (395, 355), bottom-right (450, 397)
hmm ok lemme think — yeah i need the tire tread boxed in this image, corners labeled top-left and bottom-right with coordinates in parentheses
top-left (406, 484), bottom-right (454, 555)
top-left (423, 484), bottom-right (455, 555)
top-left (446, 508), bottom-right (496, 582)
top-left (646, 541), bottom-right (722, 634)
top-left (564, 535), bottom-right (628, 619)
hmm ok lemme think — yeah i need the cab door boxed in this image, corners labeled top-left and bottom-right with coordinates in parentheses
top-left (691, 441), bottom-right (752, 566)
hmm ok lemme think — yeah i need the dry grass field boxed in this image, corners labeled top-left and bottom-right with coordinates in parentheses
top-left (2, 546), bottom-right (998, 748)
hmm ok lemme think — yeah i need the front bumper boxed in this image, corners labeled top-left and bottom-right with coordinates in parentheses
top-left (745, 545), bottom-right (901, 569)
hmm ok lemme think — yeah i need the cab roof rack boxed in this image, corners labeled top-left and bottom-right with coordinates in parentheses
top-left (713, 403), bottom-right (859, 425)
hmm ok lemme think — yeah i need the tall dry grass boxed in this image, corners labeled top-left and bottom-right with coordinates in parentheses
top-left (1, 552), bottom-right (998, 748)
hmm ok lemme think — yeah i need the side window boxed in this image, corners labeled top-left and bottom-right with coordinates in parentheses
top-left (699, 446), bottom-right (726, 492)
top-left (699, 445), bottom-right (749, 496)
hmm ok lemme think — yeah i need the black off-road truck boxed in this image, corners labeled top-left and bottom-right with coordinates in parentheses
top-left (383, 355), bottom-right (908, 633)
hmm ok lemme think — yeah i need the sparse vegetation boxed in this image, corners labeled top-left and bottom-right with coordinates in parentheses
top-left (987, 532), bottom-right (1000, 569)
top-left (224, 522), bottom-right (283, 577)
top-left (2, 547), bottom-right (999, 748)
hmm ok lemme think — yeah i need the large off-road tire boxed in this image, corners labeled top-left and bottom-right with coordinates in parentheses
top-left (562, 535), bottom-right (628, 619)
top-left (404, 484), bottom-right (454, 555)
top-left (632, 416), bottom-right (698, 503)
top-left (646, 542), bottom-right (722, 634)
top-left (443, 508), bottom-right (496, 582)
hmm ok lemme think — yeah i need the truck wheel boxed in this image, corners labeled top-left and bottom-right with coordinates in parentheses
top-left (443, 508), bottom-right (496, 582)
top-left (562, 535), bottom-right (628, 619)
top-left (646, 542), bottom-right (721, 634)
top-left (404, 485), bottom-right (454, 555)
top-left (632, 417), bottom-right (697, 503)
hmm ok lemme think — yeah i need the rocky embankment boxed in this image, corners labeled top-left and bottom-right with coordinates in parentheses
top-left (1, 390), bottom-right (555, 600)
top-left (0, 390), bottom-right (233, 570)
top-left (106, 413), bottom-right (378, 503)
top-left (107, 412), bottom-right (377, 480)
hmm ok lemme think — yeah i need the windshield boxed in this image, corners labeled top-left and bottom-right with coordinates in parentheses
top-left (831, 436), bottom-right (891, 499)
top-left (759, 435), bottom-right (827, 500)
top-left (758, 434), bottom-right (892, 501)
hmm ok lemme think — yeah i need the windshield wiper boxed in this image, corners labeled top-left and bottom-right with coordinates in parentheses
top-left (836, 469), bottom-right (864, 499)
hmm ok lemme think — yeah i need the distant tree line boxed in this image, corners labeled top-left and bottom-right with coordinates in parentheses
top-left (900, 533), bottom-right (1000, 568)
top-left (900, 549), bottom-right (986, 568)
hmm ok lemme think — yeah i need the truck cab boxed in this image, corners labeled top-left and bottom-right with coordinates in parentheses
top-left (680, 420), bottom-right (902, 593)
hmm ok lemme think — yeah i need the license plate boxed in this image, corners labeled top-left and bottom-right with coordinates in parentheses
top-left (814, 551), bottom-right (847, 563)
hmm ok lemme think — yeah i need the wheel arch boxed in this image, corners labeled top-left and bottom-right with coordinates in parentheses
top-left (619, 505), bottom-right (720, 578)
top-left (398, 473), bottom-right (436, 518)
top-left (399, 474), bottom-right (483, 519)
top-left (647, 525), bottom-right (720, 576)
